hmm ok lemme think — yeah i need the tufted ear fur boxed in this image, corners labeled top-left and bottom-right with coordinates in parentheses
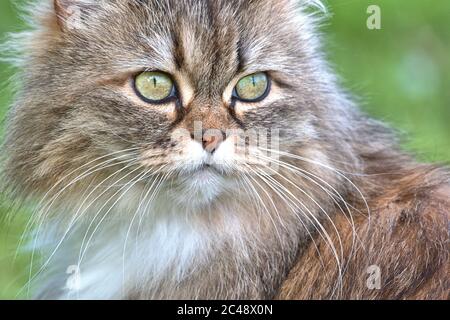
top-left (53, 0), bottom-right (98, 32)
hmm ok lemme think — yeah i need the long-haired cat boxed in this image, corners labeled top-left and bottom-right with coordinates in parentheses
top-left (1, 0), bottom-right (448, 299)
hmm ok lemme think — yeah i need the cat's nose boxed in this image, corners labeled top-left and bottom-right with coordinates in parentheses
top-left (203, 135), bottom-right (219, 154)
top-left (200, 130), bottom-right (225, 154)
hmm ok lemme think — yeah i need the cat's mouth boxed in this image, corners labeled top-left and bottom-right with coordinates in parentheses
top-left (191, 166), bottom-right (221, 180)
top-left (178, 156), bottom-right (230, 176)
top-left (167, 162), bottom-right (234, 206)
top-left (181, 163), bottom-right (226, 181)
top-left (197, 163), bottom-right (221, 173)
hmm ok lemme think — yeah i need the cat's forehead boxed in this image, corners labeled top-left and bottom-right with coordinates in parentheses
top-left (90, 1), bottom-right (300, 73)
top-left (114, 0), bottom-right (300, 87)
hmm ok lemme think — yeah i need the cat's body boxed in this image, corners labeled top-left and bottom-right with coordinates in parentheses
top-left (1, 0), bottom-right (449, 299)
top-left (281, 165), bottom-right (450, 299)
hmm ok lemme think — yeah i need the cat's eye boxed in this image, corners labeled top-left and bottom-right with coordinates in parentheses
top-left (233, 72), bottom-right (270, 102)
top-left (134, 71), bottom-right (175, 103)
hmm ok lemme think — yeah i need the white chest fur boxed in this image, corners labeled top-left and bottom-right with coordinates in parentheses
top-left (36, 196), bottom-right (251, 300)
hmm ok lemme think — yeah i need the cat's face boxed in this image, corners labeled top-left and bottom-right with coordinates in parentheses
top-left (5, 0), bottom-right (332, 206)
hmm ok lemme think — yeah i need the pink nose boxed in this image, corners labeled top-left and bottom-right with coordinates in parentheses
top-left (203, 135), bottom-right (220, 154)
top-left (200, 130), bottom-right (225, 154)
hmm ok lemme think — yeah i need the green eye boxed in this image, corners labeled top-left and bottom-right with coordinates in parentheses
top-left (234, 72), bottom-right (270, 102)
top-left (134, 71), bottom-right (175, 103)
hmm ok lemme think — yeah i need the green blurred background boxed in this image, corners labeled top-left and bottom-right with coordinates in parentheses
top-left (0, 0), bottom-right (449, 299)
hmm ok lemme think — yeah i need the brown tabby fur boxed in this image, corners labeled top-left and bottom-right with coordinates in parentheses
top-left (1, 0), bottom-right (448, 299)
top-left (279, 165), bottom-right (450, 299)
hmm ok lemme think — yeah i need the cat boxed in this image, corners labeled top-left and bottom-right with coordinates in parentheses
top-left (1, 0), bottom-right (448, 300)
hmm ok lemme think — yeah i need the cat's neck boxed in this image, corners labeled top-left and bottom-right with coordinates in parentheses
top-left (35, 192), bottom-right (307, 299)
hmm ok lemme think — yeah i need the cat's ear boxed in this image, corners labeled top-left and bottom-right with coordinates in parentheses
top-left (53, 0), bottom-right (96, 32)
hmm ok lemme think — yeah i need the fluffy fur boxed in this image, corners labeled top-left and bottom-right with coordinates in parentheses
top-left (1, 0), bottom-right (448, 299)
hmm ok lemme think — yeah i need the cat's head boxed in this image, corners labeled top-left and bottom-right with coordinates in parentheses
top-left (3, 0), bottom-right (353, 209)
